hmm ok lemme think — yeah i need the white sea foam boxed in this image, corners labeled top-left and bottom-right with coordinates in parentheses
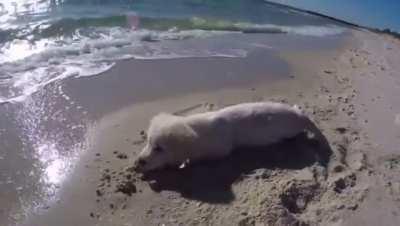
top-left (0, 24), bottom-right (345, 104)
top-left (0, 28), bottom-right (241, 103)
top-left (283, 25), bottom-right (345, 37)
top-left (235, 22), bottom-right (345, 37)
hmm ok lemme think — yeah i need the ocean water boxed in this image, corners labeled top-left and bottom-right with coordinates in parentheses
top-left (0, 0), bottom-right (347, 104)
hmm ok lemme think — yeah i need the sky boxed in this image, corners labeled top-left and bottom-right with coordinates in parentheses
top-left (269, 0), bottom-right (400, 32)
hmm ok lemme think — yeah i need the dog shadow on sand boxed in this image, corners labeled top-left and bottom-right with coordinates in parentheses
top-left (141, 121), bottom-right (332, 204)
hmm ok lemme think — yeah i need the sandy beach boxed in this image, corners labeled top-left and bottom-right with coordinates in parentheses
top-left (1, 27), bottom-right (400, 226)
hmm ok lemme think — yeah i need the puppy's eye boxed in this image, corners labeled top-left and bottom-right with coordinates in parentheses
top-left (153, 145), bottom-right (164, 153)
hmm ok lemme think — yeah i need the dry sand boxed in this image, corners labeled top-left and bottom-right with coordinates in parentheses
top-left (5, 29), bottom-right (400, 226)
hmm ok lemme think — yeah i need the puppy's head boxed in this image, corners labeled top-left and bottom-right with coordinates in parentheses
top-left (134, 113), bottom-right (197, 172)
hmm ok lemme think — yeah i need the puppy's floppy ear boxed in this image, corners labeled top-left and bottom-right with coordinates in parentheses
top-left (150, 113), bottom-right (197, 141)
top-left (166, 120), bottom-right (197, 142)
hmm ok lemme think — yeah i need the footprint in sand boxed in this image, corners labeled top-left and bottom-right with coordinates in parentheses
top-left (395, 114), bottom-right (400, 126)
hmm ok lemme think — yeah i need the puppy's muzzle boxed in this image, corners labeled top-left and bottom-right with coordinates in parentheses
top-left (137, 158), bottom-right (147, 166)
top-left (133, 158), bottom-right (147, 172)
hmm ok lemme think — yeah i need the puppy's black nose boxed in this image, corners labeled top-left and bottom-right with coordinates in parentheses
top-left (138, 159), bottom-right (147, 166)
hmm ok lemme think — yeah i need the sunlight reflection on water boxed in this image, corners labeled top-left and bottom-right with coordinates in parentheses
top-left (10, 82), bottom-right (91, 221)
top-left (36, 142), bottom-right (69, 185)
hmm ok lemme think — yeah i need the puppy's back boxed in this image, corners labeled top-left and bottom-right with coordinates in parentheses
top-left (216, 102), bottom-right (308, 147)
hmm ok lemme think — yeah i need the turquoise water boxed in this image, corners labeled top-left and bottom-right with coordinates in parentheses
top-left (0, 0), bottom-right (347, 104)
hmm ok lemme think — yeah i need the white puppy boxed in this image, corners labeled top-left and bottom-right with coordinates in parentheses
top-left (135, 102), bottom-right (309, 172)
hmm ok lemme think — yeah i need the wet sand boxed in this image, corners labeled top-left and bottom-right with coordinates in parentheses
top-left (2, 30), bottom-right (400, 226)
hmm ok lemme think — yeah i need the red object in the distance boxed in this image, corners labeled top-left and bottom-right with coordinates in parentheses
top-left (127, 13), bottom-right (140, 30)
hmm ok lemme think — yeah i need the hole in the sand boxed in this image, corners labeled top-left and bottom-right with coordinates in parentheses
top-left (334, 178), bottom-right (347, 193)
top-left (116, 180), bottom-right (137, 196)
top-left (280, 182), bottom-right (320, 214)
top-left (333, 174), bottom-right (356, 193)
